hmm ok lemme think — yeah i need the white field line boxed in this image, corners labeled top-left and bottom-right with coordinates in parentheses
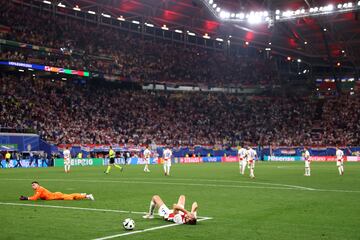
top-left (0, 178), bottom-right (312, 191)
top-left (1, 178), bottom-right (360, 193)
top-left (0, 202), bottom-right (212, 219)
top-left (92, 217), bottom-right (211, 240)
top-left (0, 202), bottom-right (212, 240)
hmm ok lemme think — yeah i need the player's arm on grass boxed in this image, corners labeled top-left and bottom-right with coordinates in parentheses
top-left (26, 189), bottom-right (42, 200)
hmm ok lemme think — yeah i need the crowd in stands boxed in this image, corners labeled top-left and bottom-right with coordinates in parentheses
top-left (0, 2), bottom-right (278, 86)
top-left (1, 74), bottom-right (359, 146)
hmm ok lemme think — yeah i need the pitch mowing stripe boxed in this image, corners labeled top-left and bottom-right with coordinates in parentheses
top-left (92, 218), bottom-right (211, 240)
top-left (0, 202), bottom-right (213, 219)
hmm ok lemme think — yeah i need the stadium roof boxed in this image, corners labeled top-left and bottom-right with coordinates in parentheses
top-left (48, 0), bottom-right (360, 66)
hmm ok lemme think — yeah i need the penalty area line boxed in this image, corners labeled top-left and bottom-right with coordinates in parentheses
top-left (92, 217), bottom-right (212, 240)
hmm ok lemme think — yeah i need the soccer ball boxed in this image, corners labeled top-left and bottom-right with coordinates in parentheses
top-left (123, 218), bottom-right (135, 230)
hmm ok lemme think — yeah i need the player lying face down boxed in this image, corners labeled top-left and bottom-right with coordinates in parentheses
top-left (19, 181), bottom-right (94, 201)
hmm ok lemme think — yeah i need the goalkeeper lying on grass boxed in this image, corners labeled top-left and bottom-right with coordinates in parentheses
top-left (19, 181), bottom-right (94, 201)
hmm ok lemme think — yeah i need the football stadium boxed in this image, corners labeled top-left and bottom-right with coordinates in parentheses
top-left (1, 0), bottom-right (360, 239)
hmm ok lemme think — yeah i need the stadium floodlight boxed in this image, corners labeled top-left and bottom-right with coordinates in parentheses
top-left (57, 2), bottom-right (66, 8)
top-left (304, 41), bottom-right (308, 44)
top-left (18, 69), bottom-right (25, 72)
top-left (342, 50), bottom-right (345, 53)
top-left (132, 20), bottom-right (140, 24)
top-left (231, 13), bottom-right (235, 18)
top-left (215, 38), bottom-right (223, 42)
top-left (43, 0), bottom-right (51, 4)
top-left (245, 41), bottom-right (249, 45)
top-left (117, 16), bottom-right (125, 21)
top-left (187, 31), bottom-right (196, 36)
top-left (313, 7), bottom-right (319, 12)
top-left (275, 15), bottom-right (280, 20)
top-left (145, 23), bottom-right (154, 27)
top-left (175, 29), bottom-right (183, 33)
top-left (161, 24), bottom-right (169, 30)
top-left (248, 14), bottom-right (262, 24)
top-left (235, 12), bottom-right (245, 19)
top-left (301, 9), bottom-right (306, 13)
top-left (265, 47), bottom-right (271, 51)
top-left (268, 42), bottom-right (272, 45)
top-left (28, 68), bottom-right (34, 71)
top-left (337, 4), bottom-right (343, 9)
top-left (275, 9), bottom-right (280, 14)
top-left (358, 1), bottom-right (360, 6)
top-left (88, 10), bottom-right (96, 15)
top-left (203, 33), bottom-right (210, 39)
top-left (216, 7), bottom-right (221, 12)
top-left (208, 0), bottom-right (213, 4)
top-left (297, 59), bottom-right (302, 62)
top-left (73, 6), bottom-right (81, 11)
top-left (324, 4), bottom-right (334, 11)
top-left (212, 3), bottom-right (217, 8)
top-left (219, 11), bottom-right (230, 19)
top-left (323, 28), bottom-right (327, 31)
top-left (101, 13), bottom-right (111, 18)
top-left (347, 2), bottom-right (353, 8)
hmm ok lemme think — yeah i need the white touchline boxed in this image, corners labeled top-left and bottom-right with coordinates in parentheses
top-left (92, 218), bottom-right (211, 240)
top-left (2, 178), bottom-right (360, 193)
top-left (0, 178), bottom-right (313, 191)
top-left (0, 202), bottom-right (212, 240)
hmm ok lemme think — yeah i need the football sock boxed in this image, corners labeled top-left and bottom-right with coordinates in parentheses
top-left (149, 201), bottom-right (155, 215)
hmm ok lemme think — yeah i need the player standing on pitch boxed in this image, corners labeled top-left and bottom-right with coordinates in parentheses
top-left (304, 147), bottom-right (311, 176)
top-left (335, 147), bottom-right (344, 176)
top-left (247, 146), bottom-right (257, 179)
top-left (238, 145), bottom-right (247, 175)
top-left (143, 146), bottom-right (151, 172)
top-left (163, 147), bottom-right (172, 176)
top-left (63, 146), bottom-right (71, 173)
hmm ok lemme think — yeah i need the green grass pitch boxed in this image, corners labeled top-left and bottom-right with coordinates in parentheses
top-left (1, 161), bottom-right (360, 240)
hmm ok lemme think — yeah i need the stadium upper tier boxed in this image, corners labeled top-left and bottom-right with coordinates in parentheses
top-left (0, 74), bottom-right (359, 146)
top-left (0, 2), bottom-right (281, 86)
